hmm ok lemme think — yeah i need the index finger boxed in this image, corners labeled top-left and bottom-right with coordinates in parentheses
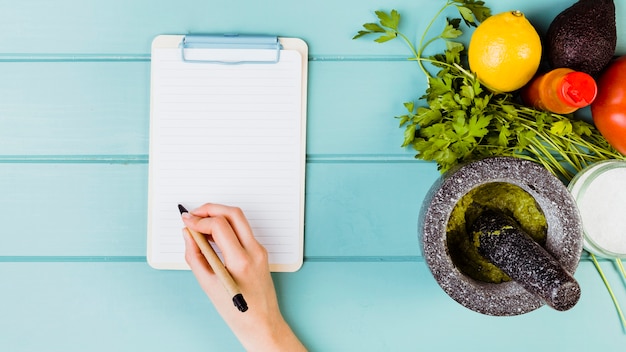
top-left (182, 212), bottom-right (248, 264)
top-left (190, 203), bottom-right (258, 249)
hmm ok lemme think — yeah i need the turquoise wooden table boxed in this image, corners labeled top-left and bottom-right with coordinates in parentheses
top-left (2, 0), bottom-right (626, 350)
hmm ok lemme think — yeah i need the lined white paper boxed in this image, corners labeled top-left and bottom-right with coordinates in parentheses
top-left (148, 36), bottom-right (306, 271)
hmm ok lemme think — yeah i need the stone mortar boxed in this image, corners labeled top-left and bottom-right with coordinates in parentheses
top-left (418, 157), bottom-right (583, 316)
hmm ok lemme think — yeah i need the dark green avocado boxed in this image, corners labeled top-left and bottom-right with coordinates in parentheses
top-left (546, 0), bottom-right (616, 76)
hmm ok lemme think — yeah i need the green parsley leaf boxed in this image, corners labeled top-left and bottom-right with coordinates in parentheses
top-left (352, 10), bottom-right (401, 40)
top-left (454, 0), bottom-right (491, 25)
top-left (441, 19), bottom-right (463, 39)
top-left (572, 120), bottom-right (592, 136)
top-left (402, 124), bottom-right (417, 147)
top-left (468, 114), bottom-right (490, 138)
top-left (375, 31), bottom-right (398, 43)
top-left (363, 23), bottom-right (385, 32)
top-left (550, 120), bottom-right (573, 136)
top-left (456, 6), bottom-right (476, 26)
top-left (376, 10), bottom-right (400, 30)
top-left (415, 107), bottom-right (442, 126)
top-left (497, 124), bottom-right (512, 147)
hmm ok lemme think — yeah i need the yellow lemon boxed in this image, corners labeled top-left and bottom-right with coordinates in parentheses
top-left (468, 10), bottom-right (542, 93)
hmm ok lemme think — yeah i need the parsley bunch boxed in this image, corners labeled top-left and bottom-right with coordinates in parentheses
top-left (354, 0), bottom-right (625, 181)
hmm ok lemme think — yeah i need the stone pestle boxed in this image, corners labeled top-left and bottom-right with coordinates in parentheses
top-left (470, 209), bottom-right (581, 311)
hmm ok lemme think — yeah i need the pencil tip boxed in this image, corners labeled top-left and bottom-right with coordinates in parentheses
top-left (178, 204), bottom-right (188, 214)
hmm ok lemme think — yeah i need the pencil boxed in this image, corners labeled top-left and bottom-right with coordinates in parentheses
top-left (178, 204), bottom-right (248, 313)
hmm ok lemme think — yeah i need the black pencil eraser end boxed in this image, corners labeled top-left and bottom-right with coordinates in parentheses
top-left (233, 293), bottom-right (248, 312)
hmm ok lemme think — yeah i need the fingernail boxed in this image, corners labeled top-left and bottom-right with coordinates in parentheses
top-left (181, 212), bottom-right (191, 219)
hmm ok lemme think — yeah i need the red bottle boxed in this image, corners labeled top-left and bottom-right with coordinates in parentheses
top-left (521, 68), bottom-right (597, 114)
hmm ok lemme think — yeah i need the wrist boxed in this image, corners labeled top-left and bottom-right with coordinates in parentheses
top-left (239, 315), bottom-right (306, 352)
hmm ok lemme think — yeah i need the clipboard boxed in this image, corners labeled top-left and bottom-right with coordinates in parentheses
top-left (147, 34), bottom-right (308, 272)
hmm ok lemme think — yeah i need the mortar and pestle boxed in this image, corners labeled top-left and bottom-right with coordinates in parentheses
top-left (419, 157), bottom-right (583, 315)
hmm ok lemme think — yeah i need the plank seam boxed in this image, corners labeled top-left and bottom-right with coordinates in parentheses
top-left (0, 53), bottom-right (411, 63)
top-left (0, 255), bottom-right (599, 263)
top-left (0, 154), bottom-right (427, 164)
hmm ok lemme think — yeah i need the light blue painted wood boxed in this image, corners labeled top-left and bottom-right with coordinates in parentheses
top-left (304, 161), bottom-right (440, 257)
top-left (0, 60), bottom-right (423, 156)
top-left (0, 163), bottom-right (147, 256)
top-left (2, 0), bottom-right (626, 349)
top-left (0, 0), bottom-right (598, 56)
top-left (0, 0), bottom-right (414, 56)
top-left (0, 55), bottom-right (592, 158)
top-left (0, 62), bottom-right (149, 155)
top-left (0, 262), bottom-right (241, 351)
top-left (1, 261), bottom-right (624, 351)
top-left (307, 60), bottom-right (423, 156)
top-left (0, 0), bottom-right (608, 157)
top-left (0, 162), bottom-right (438, 258)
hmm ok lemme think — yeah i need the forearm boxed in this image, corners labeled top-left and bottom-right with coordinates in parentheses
top-left (182, 204), bottom-right (306, 351)
top-left (236, 316), bottom-right (306, 352)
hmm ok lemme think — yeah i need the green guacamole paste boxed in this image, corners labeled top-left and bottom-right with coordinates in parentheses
top-left (446, 182), bottom-right (547, 283)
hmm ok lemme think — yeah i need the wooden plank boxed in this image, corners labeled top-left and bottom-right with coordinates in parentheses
top-left (0, 162), bottom-right (439, 258)
top-left (0, 0), bottom-right (592, 57)
top-left (0, 61), bottom-right (149, 156)
top-left (304, 161), bottom-right (439, 258)
top-left (0, 163), bottom-right (148, 256)
top-left (0, 261), bottom-right (624, 351)
top-left (0, 60), bottom-right (422, 156)
top-left (307, 60), bottom-right (423, 156)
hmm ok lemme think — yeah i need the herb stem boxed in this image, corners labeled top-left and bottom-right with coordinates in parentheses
top-left (409, 56), bottom-right (466, 74)
top-left (396, 31), bottom-right (416, 65)
top-left (415, 1), bottom-right (455, 79)
top-left (416, 36), bottom-right (441, 77)
top-left (508, 108), bottom-right (626, 176)
top-left (494, 113), bottom-right (574, 179)
top-left (591, 253), bottom-right (626, 332)
top-left (527, 142), bottom-right (573, 179)
top-left (617, 259), bottom-right (626, 281)
top-left (452, 63), bottom-right (474, 79)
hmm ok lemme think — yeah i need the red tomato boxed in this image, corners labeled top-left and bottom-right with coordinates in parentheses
top-left (591, 56), bottom-right (626, 155)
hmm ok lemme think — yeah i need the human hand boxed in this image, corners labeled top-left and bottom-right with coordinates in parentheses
top-left (181, 203), bottom-right (306, 351)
